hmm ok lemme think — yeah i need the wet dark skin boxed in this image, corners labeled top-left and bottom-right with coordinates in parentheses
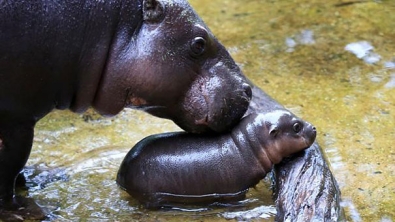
top-left (117, 110), bottom-right (316, 208)
top-left (0, 0), bottom-right (251, 219)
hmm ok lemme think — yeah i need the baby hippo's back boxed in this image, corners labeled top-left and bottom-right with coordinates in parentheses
top-left (117, 131), bottom-right (261, 208)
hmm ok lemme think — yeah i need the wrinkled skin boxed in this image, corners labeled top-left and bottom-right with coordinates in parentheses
top-left (0, 0), bottom-right (251, 218)
top-left (116, 110), bottom-right (316, 208)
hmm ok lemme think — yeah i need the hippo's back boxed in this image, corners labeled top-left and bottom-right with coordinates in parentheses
top-left (0, 0), bottom-right (126, 118)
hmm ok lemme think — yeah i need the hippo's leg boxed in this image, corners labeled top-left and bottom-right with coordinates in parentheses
top-left (0, 119), bottom-right (46, 220)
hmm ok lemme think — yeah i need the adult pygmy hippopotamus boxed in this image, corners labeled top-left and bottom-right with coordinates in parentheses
top-left (0, 0), bottom-right (251, 216)
top-left (116, 110), bottom-right (317, 208)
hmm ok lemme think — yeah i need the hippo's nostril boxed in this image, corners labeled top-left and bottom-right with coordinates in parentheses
top-left (195, 115), bottom-right (209, 126)
top-left (242, 83), bottom-right (252, 99)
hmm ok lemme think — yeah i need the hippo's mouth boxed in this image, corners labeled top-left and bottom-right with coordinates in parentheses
top-left (133, 89), bottom-right (250, 133)
top-left (194, 115), bottom-right (210, 126)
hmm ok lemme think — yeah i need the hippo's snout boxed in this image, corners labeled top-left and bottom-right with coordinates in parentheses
top-left (176, 75), bottom-right (252, 133)
top-left (198, 82), bottom-right (252, 132)
top-left (205, 81), bottom-right (252, 132)
top-left (303, 123), bottom-right (317, 147)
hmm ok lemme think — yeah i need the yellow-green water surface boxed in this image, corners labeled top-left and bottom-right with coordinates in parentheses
top-left (25, 0), bottom-right (394, 221)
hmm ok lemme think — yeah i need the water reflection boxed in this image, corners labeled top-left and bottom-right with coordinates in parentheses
top-left (27, 141), bottom-right (276, 221)
top-left (222, 205), bottom-right (277, 220)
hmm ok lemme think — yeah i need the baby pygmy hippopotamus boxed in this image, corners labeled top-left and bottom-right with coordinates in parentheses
top-left (116, 110), bottom-right (316, 208)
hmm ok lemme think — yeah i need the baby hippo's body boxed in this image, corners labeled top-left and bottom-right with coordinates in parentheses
top-left (116, 110), bottom-right (316, 208)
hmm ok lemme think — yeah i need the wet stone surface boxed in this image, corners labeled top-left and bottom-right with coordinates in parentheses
top-left (22, 0), bottom-right (395, 221)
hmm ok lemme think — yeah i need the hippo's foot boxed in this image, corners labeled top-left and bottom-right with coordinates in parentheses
top-left (0, 196), bottom-right (47, 221)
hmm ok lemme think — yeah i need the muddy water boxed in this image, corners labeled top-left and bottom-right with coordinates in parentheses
top-left (25, 0), bottom-right (394, 221)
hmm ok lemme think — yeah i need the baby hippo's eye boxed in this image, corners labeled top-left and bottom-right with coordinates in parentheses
top-left (190, 37), bottom-right (206, 57)
top-left (293, 122), bottom-right (302, 133)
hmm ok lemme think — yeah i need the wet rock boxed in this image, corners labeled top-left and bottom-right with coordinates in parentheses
top-left (273, 143), bottom-right (343, 221)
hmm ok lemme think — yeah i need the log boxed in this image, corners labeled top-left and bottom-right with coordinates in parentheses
top-left (245, 84), bottom-right (344, 221)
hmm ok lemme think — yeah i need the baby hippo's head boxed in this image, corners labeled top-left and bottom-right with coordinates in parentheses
top-left (257, 110), bottom-right (317, 164)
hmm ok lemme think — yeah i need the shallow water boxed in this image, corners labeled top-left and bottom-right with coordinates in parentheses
top-left (25, 0), bottom-right (395, 221)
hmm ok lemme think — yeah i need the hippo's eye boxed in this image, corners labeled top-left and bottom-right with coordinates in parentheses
top-left (293, 122), bottom-right (302, 133)
top-left (190, 37), bottom-right (206, 57)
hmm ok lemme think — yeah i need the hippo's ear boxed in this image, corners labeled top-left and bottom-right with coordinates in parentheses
top-left (143, 0), bottom-right (165, 23)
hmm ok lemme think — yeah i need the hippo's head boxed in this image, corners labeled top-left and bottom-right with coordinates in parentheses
top-left (258, 110), bottom-right (317, 164)
top-left (93, 0), bottom-right (251, 133)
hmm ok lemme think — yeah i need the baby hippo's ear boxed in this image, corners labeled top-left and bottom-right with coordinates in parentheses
top-left (269, 126), bottom-right (279, 137)
top-left (143, 0), bottom-right (165, 23)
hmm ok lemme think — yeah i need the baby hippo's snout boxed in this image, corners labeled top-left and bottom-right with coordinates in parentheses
top-left (303, 122), bottom-right (317, 147)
